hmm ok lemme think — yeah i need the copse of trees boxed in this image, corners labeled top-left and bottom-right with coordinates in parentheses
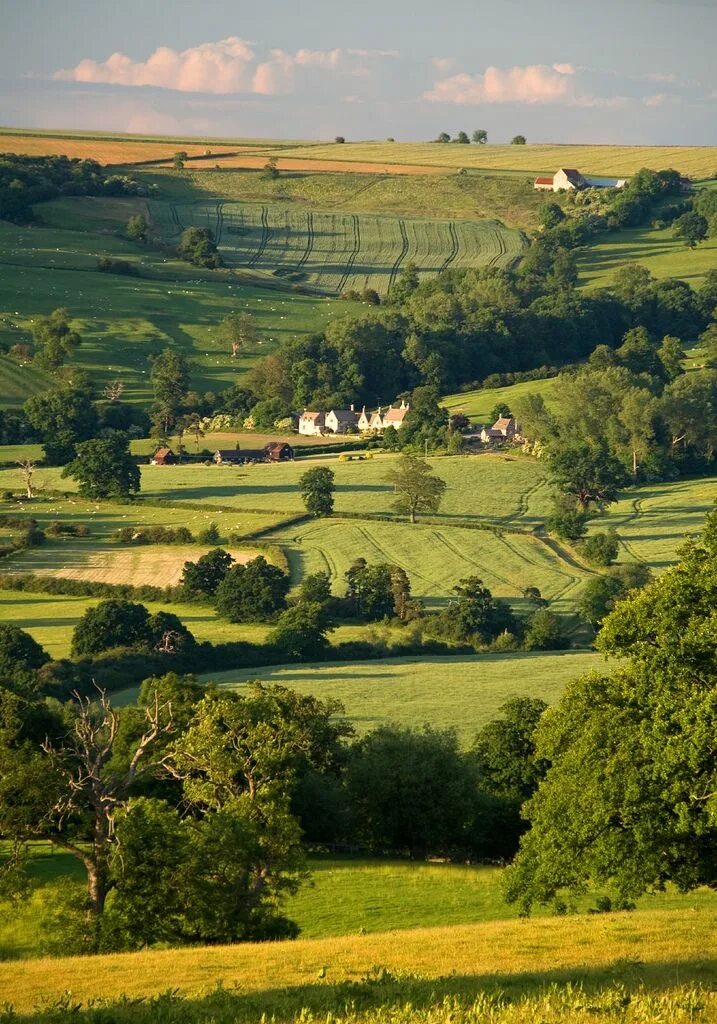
top-left (31, 307), bottom-right (82, 370)
top-left (177, 226), bottom-right (222, 269)
top-left (215, 556), bottom-right (291, 622)
top-left (0, 154), bottom-right (145, 224)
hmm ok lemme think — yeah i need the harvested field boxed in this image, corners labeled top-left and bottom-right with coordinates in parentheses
top-left (0, 543), bottom-right (267, 588)
top-left (0, 134), bottom-right (253, 166)
top-left (160, 155), bottom-right (448, 175)
top-left (277, 142), bottom-right (717, 179)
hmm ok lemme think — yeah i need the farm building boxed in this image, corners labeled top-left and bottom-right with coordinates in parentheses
top-left (264, 442), bottom-right (294, 461)
top-left (213, 450), bottom-right (243, 465)
top-left (151, 447), bottom-right (177, 466)
top-left (299, 411), bottom-right (325, 436)
top-left (480, 416), bottom-right (523, 444)
top-left (534, 168), bottom-right (627, 192)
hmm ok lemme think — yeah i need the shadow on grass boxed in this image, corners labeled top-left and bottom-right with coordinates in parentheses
top-left (14, 958), bottom-right (717, 1022)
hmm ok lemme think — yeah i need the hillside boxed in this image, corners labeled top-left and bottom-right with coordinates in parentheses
top-left (2, 908), bottom-right (715, 1018)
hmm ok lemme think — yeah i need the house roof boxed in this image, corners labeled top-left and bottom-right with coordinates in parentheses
top-left (153, 447), bottom-right (173, 459)
top-left (384, 406), bottom-right (409, 423)
top-left (301, 411), bottom-right (324, 421)
top-left (264, 442), bottom-right (292, 455)
top-left (328, 409), bottom-right (359, 422)
top-left (559, 168), bottom-right (584, 182)
top-left (492, 417), bottom-right (515, 430)
top-left (534, 176), bottom-right (553, 185)
top-left (214, 449), bottom-right (242, 459)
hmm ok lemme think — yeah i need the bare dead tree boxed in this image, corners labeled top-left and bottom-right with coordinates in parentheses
top-left (16, 459), bottom-right (36, 499)
top-left (103, 380), bottom-right (125, 402)
top-left (40, 686), bottom-right (173, 918)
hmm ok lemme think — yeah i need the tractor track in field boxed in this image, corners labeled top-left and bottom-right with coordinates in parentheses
top-left (169, 203), bottom-right (184, 236)
top-left (488, 228), bottom-right (507, 267)
top-left (352, 523), bottom-right (437, 591)
top-left (439, 221), bottom-right (459, 273)
top-left (214, 201), bottom-right (225, 245)
top-left (387, 219), bottom-right (409, 292)
top-left (328, 174), bottom-right (389, 208)
top-left (248, 206), bottom-right (270, 267)
top-left (336, 215), bottom-right (361, 294)
top-left (430, 530), bottom-right (514, 591)
top-left (296, 211), bottom-right (315, 271)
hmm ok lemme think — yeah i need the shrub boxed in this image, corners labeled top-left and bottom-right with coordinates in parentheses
top-left (580, 529), bottom-right (619, 567)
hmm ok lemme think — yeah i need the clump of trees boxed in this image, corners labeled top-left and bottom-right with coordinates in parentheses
top-left (177, 227), bottom-right (222, 269)
top-left (504, 504), bottom-right (717, 912)
top-left (0, 154), bottom-right (145, 224)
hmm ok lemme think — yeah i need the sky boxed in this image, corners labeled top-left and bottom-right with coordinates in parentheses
top-left (2, 0), bottom-right (715, 143)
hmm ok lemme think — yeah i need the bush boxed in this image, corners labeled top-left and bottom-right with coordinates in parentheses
top-left (115, 525), bottom-right (194, 545)
top-left (523, 609), bottom-right (569, 651)
top-left (580, 529), bottom-right (619, 567)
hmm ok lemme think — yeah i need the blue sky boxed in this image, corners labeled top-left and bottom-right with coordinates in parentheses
top-left (2, 0), bottom-right (715, 143)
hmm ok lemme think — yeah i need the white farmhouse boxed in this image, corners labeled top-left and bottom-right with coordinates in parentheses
top-left (298, 411), bottom-right (325, 436)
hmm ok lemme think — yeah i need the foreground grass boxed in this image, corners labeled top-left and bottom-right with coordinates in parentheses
top-left (203, 652), bottom-right (602, 743)
top-left (1, 907), bottom-right (715, 1016)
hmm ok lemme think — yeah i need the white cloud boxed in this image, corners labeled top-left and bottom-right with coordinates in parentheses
top-left (424, 64), bottom-right (577, 105)
top-left (55, 38), bottom-right (397, 96)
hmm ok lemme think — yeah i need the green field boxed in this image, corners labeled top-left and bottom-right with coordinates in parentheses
top-left (200, 651), bottom-right (604, 742)
top-left (265, 517), bottom-right (584, 612)
top-left (443, 377), bottom-right (561, 424)
top-left (0, 199), bottom-right (359, 406)
top-left (578, 223), bottom-right (717, 289)
top-left (149, 198), bottom-right (525, 295)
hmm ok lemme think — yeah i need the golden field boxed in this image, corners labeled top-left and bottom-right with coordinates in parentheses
top-left (1, 908), bottom-right (714, 1013)
top-left (276, 142), bottom-right (717, 179)
top-left (0, 134), bottom-right (260, 166)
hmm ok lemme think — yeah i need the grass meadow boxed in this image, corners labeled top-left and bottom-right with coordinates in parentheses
top-left (442, 377), bottom-right (561, 424)
top-left (198, 651), bottom-right (604, 742)
top-left (0, 199), bottom-right (359, 406)
top-left (578, 223), bottom-right (717, 289)
top-left (1, 905), bottom-right (715, 1019)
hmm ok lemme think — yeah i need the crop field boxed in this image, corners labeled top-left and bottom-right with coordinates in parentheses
top-left (149, 199), bottom-right (526, 294)
top-left (0, 202), bottom-right (355, 406)
top-left (265, 517), bottom-right (585, 612)
top-left (0, 132), bottom-right (270, 165)
top-left (203, 651), bottom-right (604, 741)
top-left (2, 906), bottom-right (715, 1018)
top-left (275, 142), bottom-right (717, 179)
top-left (578, 223), bottom-right (717, 289)
top-left (0, 542), bottom-right (269, 588)
top-left (181, 169), bottom-right (550, 230)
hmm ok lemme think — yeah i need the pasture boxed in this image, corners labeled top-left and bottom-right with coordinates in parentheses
top-left (0, 202), bottom-right (355, 406)
top-left (1, 906), bottom-right (715, 1017)
top-left (443, 377), bottom-right (561, 424)
top-left (201, 651), bottom-right (604, 742)
top-left (578, 223), bottom-right (717, 289)
top-left (149, 198), bottom-right (526, 294)
top-left (275, 142), bottom-right (717, 179)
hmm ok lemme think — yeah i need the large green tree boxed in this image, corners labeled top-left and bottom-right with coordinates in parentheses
top-left (385, 453), bottom-right (447, 523)
top-left (299, 466), bottom-right (335, 517)
top-left (32, 308), bottom-right (82, 370)
top-left (24, 376), bottom-right (97, 465)
top-left (505, 506), bottom-right (717, 911)
top-left (215, 556), bottom-right (290, 622)
top-left (150, 348), bottom-right (190, 435)
top-left (62, 432), bottom-right (140, 499)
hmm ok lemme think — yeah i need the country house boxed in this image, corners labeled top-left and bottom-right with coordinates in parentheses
top-left (480, 416), bottom-right (523, 444)
top-left (299, 401), bottom-right (409, 436)
top-left (534, 168), bottom-right (627, 192)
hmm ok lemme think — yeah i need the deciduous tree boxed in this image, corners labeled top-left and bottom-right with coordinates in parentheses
top-left (385, 453), bottom-right (446, 523)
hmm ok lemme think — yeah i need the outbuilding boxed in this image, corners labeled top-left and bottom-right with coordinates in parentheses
top-left (151, 447), bottom-right (177, 466)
